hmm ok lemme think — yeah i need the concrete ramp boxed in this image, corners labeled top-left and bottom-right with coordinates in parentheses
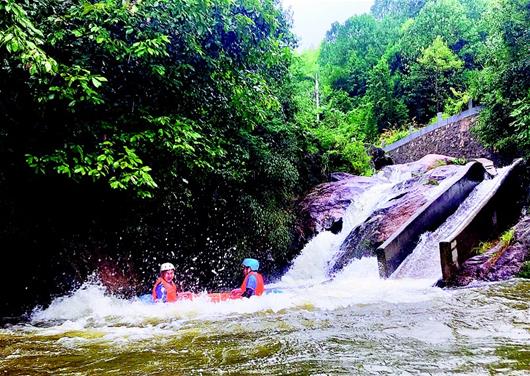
top-left (438, 159), bottom-right (524, 284)
top-left (376, 161), bottom-right (487, 278)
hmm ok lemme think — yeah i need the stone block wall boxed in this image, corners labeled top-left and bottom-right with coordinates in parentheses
top-left (387, 114), bottom-right (496, 164)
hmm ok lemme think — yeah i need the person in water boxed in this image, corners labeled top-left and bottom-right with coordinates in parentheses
top-left (152, 262), bottom-right (178, 303)
top-left (231, 258), bottom-right (265, 298)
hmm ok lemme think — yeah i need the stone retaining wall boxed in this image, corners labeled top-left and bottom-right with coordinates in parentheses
top-left (387, 114), bottom-right (496, 164)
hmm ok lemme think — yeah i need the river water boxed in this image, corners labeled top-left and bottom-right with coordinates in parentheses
top-left (1, 273), bottom-right (529, 375)
top-left (1, 164), bottom-right (529, 375)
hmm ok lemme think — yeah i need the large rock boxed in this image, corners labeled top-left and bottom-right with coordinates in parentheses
top-left (293, 173), bottom-right (378, 247)
top-left (453, 216), bottom-right (530, 286)
top-left (293, 154), bottom-right (458, 260)
top-left (329, 163), bottom-right (462, 273)
top-left (370, 146), bottom-right (394, 170)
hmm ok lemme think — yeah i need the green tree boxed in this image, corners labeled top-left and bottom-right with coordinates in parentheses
top-left (405, 36), bottom-right (464, 119)
top-left (312, 107), bottom-right (373, 176)
top-left (290, 49), bottom-right (322, 128)
top-left (319, 14), bottom-right (396, 97)
top-left (371, 0), bottom-right (427, 20)
top-left (472, 0), bottom-right (530, 157)
top-left (366, 58), bottom-right (408, 131)
top-left (0, 0), bottom-right (318, 287)
top-left (399, 0), bottom-right (473, 62)
top-left (290, 49), bottom-right (372, 177)
top-left (0, 0), bottom-right (297, 198)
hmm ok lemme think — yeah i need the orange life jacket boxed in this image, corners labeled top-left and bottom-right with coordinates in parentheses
top-left (240, 271), bottom-right (265, 296)
top-left (152, 278), bottom-right (178, 302)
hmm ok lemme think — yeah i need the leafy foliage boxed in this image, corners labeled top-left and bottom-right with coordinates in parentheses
top-left (405, 36), bottom-right (464, 116)
top-left (0, 0), bottom-right (529, 309)
top-left (472, 0), bottom-right (530, 158)
top-left (0, 0), bottom-right (318, 291)
top-left (367, 58), bottom-right (408, 131)
top-left (0, 0), bottom-right (58, 74)
top-left (296, 0), bottom-right (528, 161)
top-left (371, 0), bottom-right (427, 20)
top-left (398, 0), bottom-right (473, 62)
top-left (378, 123), bottom-right (417, 147)
top-left (290, 48), bottom-right (374, 176)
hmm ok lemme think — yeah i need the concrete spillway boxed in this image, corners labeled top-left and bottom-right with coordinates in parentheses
top-left (377, 159), bottom-right (523, 283)
top-left (376, 161), bottom-right (487, 278)
top-left (439, 159), bottom-right (523, 284)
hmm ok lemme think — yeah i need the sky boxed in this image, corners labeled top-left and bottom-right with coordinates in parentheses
top-left (281, 0), bottom-right (375, 50)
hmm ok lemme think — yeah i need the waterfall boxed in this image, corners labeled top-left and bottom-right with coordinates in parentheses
top-left (277, 165), bottom-right (414, 286)
top-left (26, 161), bottom-right (520, 326)
top-left (279, 160), bottom-right (517, 287)
top-left (391, 165), bottom-right (512, 281)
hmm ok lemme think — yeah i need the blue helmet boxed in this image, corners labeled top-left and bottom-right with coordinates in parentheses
top-left (242, 258), bottom-right (259, 271)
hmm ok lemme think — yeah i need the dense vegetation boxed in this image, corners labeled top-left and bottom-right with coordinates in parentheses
top-left (0, 0), bottom-right (528, 313)
top-left (295, 0), bottom-right (529, 160)
top-left (0, 0), bottom-right (318, 311)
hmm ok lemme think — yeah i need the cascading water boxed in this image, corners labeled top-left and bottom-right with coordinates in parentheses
top-left (277, 162), bottom-right (461, 287)
top-left (277, 172), bottom-right (405, 286)
top-left (277, 162), bottom-right (455, 286)
top-left (1, 163), bottom-right (528, 375)
top-left (391, 165), bottom-right (513, 282)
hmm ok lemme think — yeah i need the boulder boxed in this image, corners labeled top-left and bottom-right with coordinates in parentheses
top-left (329, 164), bottom-right (462, 273)
top-left (294, 174), bottom-right (377, 247)
top-left (293, 154), bottom-right (463, 267)
top-left (370, 146), bottom-right (394, 170)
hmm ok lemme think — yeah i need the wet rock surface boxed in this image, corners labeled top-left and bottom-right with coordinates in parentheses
top-left (293, 154), bottom-right (462, 270)
top-left (453, 216), bottom-right (530, 286)
top-left (294, 173), bottom-right (378, 247)
top-left (329, 164), bottom-right (462, 273)
top-left (370, 146), bottom-right (394, 170)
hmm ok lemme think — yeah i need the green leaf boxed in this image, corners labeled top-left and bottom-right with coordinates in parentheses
top-left (91, 77), bottom-right (102, 88)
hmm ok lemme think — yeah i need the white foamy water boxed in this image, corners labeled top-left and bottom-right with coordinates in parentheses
top-left (11, 163), bottom-right (489, 339)
top-left (278, 166), bottom-right (413, 286)
top-left (276, 184), bottom-right (392, 286)
top-left (278, 163), bottom-right (463, 286)
top-left (392, 165), bottom-right (513, 281)
top-left (2, 162), bottom-right (528, 376)
top-left (7, 164), bottom-right (446, 341)
top-left (22, 256), bottom-right (446, 341)
top-left (3, 277), bottom-right (528, 376)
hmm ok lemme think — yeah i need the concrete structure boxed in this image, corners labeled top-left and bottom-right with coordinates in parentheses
top-left (376, 161), bottom-right (486, 278)
top-left (439, 159), bottom-right (524, 284)
top-left (383, 107), bottom-right (497, 165)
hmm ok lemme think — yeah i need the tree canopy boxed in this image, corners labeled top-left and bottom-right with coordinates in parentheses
top-left (0, 0), bottom-right (528, 312)
top-left (0, 0), bottom-right (316, 295)
top-left (296, 0), bottom-right (528, 148)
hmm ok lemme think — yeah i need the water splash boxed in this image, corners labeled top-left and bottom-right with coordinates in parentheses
top-left (1, 163), bottom-right (528, 375)
top-left (9, 163), bottom-right (505, 336)
top-left (279, 166), bottom-right (414, 286)
top-left (21, 258), bottom-right (446, 338)
top-left (2, 278), bottom-right (527, 375)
